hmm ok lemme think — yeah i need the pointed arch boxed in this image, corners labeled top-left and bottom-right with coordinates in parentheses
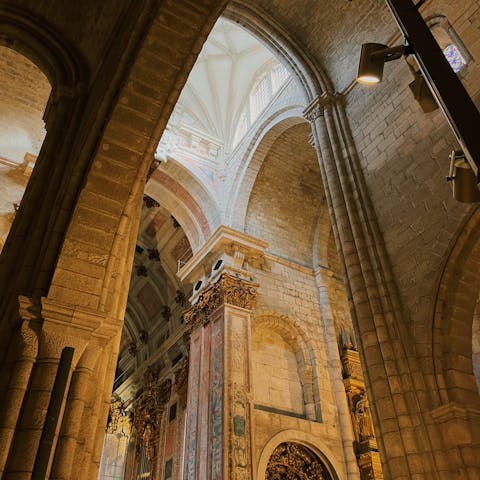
top-left (0, 4), bottom-right (86, 92)
top-left (431, 205), bottom-right (480, 406)
top-left (226, 109), bottom-right (307, 228)
top-left (224, 0), bottom-right (331, 101)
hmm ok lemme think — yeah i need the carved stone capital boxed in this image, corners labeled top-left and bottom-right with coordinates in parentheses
top-left (183, 273), bottom-right (258, 332)
top-left (303, 92), bottom-right (343, 123)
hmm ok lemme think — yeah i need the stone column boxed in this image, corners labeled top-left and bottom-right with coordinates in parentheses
top-left (183, 273), bottom-right (258, 480)
top-left (306, 95), bottom-right (437, 478)
top-left (314, 267), bottom-right (360, 480)
top-left (76, 347), bottom-right (111, 480)
top-left (50, 345), bottom-right (101, 479)
top-left (0, 298), bottom-right (40, 476)
top-left (5, 328), bottom-right (82, 478)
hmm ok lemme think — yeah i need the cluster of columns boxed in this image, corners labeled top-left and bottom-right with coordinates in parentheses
top-left (0, 299), bottom-right (120, 479)
top-left (305, 93), bottom-right (480, 478)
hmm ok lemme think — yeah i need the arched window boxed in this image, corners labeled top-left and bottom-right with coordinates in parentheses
top-left (250, 75), bottom-right (271, 121)
top-left (429, 16), bottom-right (471, 74)
top-left (442, 43), bottom-right (467, 73)
top-left (233, 63), bottom-right (290, 148)
top-left (271, 63), bottom-right (290, 93)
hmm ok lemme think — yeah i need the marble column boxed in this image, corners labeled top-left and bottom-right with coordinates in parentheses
top-left (183, 273), bottom-right (258, 480)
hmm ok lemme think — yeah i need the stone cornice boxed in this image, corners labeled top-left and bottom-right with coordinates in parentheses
top-left (177, 225), bottom-right (268, 283)
top-left (40, 296), bottom-right (121, 341)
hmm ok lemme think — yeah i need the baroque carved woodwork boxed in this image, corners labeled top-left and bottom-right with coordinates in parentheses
top-left (106, 397), bottom-right (131, 436)
top-left (174, 289), bottom-right (187, 307)
top-left (174, 356), bottom-right (188, 392)
top-left (133, 366), bottom-right (172, 473)
top-left (265, 442), bottom-right (333, 480)
top-left (183, 273), bottom-right (258, 332)
top-left (174, 356), bottom-right (189, 408)
top-left (143, 194), bottom-right (160, 209)
top-left (341, 346), bottom-right (383, 479)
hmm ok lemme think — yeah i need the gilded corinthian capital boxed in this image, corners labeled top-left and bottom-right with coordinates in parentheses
top-left (183, 273), bottom-right (258, 331)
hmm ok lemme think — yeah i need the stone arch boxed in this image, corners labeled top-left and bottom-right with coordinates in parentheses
top-left (431, 205), bottom-right (480, 406)
top-left (0, 4), bottom-right (85, 93)
top-left (227, 109), bottom-right (306, 229)
top-left (224, 0), bottom-right (337, 232)
top-left (224, 0), bottom-right (331, 101)
top-left (0, 3), bottom-right (87, 356)
top-left (257, 430), bottom-right (341, 480)
top-left (146, 161), bottom-right (220, 252)
top-left (252, 312), bottom-right (321, 420)
top-left (44, 0), bottom-right (229, 319)
top-left (244, 120), bottom-right (324, 266)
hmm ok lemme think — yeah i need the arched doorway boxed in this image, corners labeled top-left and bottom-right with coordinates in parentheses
top-left (265, 442), bottom-right (333, 480)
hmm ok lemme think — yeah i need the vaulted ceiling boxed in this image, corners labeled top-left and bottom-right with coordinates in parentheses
top-left (168, 17), bottom-right (280, 153)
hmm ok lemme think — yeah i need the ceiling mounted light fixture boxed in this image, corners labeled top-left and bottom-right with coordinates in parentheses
top-left (357, 43), bottom-right (411, 85)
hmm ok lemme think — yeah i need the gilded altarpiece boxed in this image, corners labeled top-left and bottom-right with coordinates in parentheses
top-left (183, 273), bottom-right (257, 480)
top-left (130, 368), bottom-right (172, 480)
top-left (341, 346), bottom-right (383, 479)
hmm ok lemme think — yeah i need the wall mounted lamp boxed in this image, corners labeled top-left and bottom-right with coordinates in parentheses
top-left (357, 43), bottom-right (412, 84)
top-left (355, 0), bottom-right (480, 203)
top-left (407, 67), bottom-right (438, 114)
top-left (358, 42), bottom-right (438, 112)
top-left (446, 151), bottom-right (480, 203)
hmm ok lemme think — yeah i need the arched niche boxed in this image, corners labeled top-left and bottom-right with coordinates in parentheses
top-left (252, 313), bottom-right (320, 421)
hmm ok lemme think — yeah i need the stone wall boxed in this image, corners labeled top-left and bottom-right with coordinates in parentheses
top-left (245, 122), bottom-right (324, 266)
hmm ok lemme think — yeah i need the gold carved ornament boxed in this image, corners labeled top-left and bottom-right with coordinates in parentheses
top-left (265, 442), bottom-right (333, 480)
top-left (106, 398), bottom-right (131, 436)
top-left (183, 274), bottom-right (258, 331)
top-left (174, 357), bottom-right (189, 391)
top-left (133, 367), bottom-right (172, 466)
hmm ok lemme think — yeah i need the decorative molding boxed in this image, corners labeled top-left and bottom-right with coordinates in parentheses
top-left (143, 194), bottom-right (160, 209)
top-left (265, 442), bottom-right (333, 480)
top-left (174, 356), bottom-right (189, 393)
top-left (177, 225), bottom-right (267, 283)
top-left (133, 367), bottom-right (172, 469)
top-left (183, 273), bottom-right (258, 332)
top-left (106, 397), bottom-right (131, 436)
top-left (303, 93), bottom-right (342, 123)
top-left (341, 347), bottom-right (383, 479)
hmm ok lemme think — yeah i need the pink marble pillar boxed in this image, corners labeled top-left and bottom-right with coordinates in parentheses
top-left (182, 273), bottom-right (257, 480)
